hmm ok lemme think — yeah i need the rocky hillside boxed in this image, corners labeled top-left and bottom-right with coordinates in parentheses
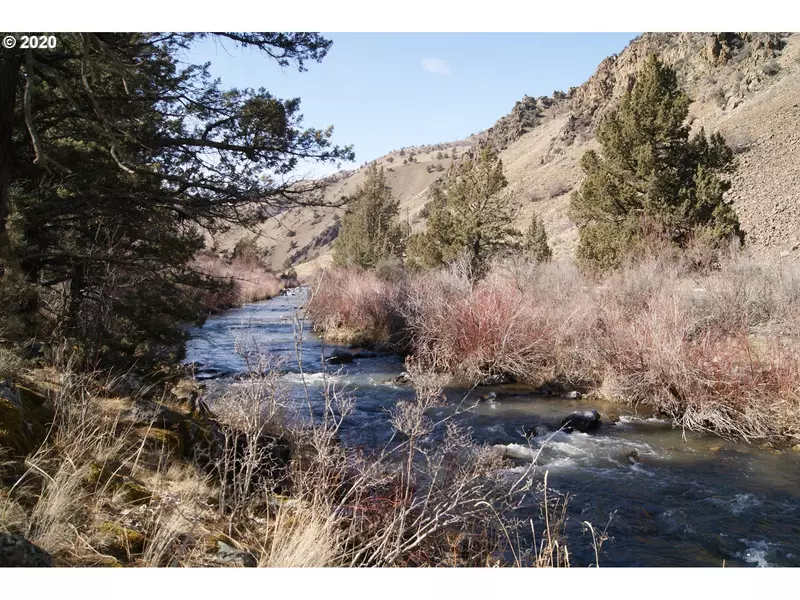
top-left (213, 32), bottom-right (800, 273)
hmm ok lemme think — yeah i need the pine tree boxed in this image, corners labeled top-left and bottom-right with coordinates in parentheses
top-left (0, 33), bottom-right (353, 366)
top-left (333, 164), bottom-right (403, 269)
top-left (569, 54), bottom-right (742, 270)
top-left (405, 145), bottom-right (520, 277)
top-left (524, 214), bottom-right (552, 263)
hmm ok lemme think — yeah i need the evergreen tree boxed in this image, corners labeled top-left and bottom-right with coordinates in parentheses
top-left (0, 33), bottom-right (353, 366)
top-left (333, 164), bottom-right (403, 269)
top-left (405, 146), bottom-right (520, 278)
top-left (524, 214), bottom-right (552, 263)
top-left (569, 54), bottom-right (742, 270)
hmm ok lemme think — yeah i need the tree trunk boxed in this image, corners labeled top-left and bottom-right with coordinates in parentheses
top-left (66, 262), bottom-right (86, 336)
top-left (0, 49), bottom-right (22, 274)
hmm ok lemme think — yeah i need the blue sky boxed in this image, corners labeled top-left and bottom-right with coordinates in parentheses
top-left (189, 33), bottom-right (638, 175)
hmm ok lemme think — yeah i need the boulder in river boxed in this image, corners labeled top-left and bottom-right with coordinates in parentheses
top-left (478, 391), bottom-right (497, 403)
top-left (523, 425), bottom-right (551, 438)
top-left (477, 391), bottom-right (497, 409)
top-left (560, 409), bottom-right (601, 433)
top-left (564, 390), bottom-right (582, 400)
top-left (326, 349), bottom-right (355, 365)
top-left (386, 372), bottom-right (412, 385)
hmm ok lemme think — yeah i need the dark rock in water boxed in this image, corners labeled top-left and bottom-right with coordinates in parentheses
top-left (0, 533), bottom-right (53, 567)
top-left (535, 386), bottom-right (553, 397)
top-left (352, 349), bottom-right (378, 358)
top-left (627, 449), bottom-right (641, 464)
top-left (386, 372), bottom-right (412, 385)
top-left (326, 349), bottom-right (355, 365)
top-left (523, 424), bottom-right (551, 438)
top-left (564, 390), bottom-right (582, 400)
top-left (478, 373), bottom-right (514, 386)
top-left (560, 409), bottom-right (601, 433)
top-left (478, 391), bottom-right (497, 403)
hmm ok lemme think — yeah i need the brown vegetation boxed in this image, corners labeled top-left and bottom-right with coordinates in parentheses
top-left (305, 267), bottom-right (407, 348)
top-left (308, 249), bottom-right (800, 446)
top-left (192, 253), bottom-right (284, 313)
top-left (0, 353), bottom-right (570, 567)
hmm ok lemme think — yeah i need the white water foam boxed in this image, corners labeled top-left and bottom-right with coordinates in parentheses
top-left (281, 372), bottom-right (342, 385)
top-left (739, 539), bottom-right (774, 567)
top-left (708, 493), bottom-right (762, 516)
top-left (616, 415), bottom-right (672, 426)
top-left (494, 443), bottom-right (538, 462)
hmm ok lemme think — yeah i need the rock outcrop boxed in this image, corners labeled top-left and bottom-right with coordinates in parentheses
top-left (0, 533), bottom-right (53, 567)
top-left (0, 380), bottom-right (53, 456)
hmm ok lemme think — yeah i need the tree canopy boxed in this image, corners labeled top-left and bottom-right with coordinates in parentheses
top-left (405, 146), bottom-right (520, 278)
top-left (0, 32), bottom-right (353, 366)
top-left (569, 54), bottom-right (742, 270)
top-left (523, 213), bottom-right (552, 263)
top-left (333, 163), bottom-right (403, 269)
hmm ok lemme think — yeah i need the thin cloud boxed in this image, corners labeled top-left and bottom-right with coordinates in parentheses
top-left (421, 57), bottom-right (452, 75)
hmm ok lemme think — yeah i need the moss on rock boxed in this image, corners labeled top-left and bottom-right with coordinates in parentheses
top-left (86, 460), bottom-right (154, 505)
top-left (117, 479), bottom-right (155, 505)
top-left (139, 427), bottom-right (184, 456)
top-left (99, 522), bottom-right (146, 554)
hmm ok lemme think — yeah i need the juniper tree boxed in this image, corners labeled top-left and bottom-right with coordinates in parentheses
top-left (569, 54), bottom-right (742, 270)
top-left (523, 213), bottom-right (552, 263)
top-left (0, 33), bottom-right (353, 366)
top-left (333, 164), bottom-right (403, 269)
top-left (405, 145), bottom-right (520, 278)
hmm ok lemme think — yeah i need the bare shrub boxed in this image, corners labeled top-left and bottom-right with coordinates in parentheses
top-left (404, 257), bottom-right (594, 385)
top-left (305, 267), bottom-right (407, 347)
top-left (594, 253), bottom-right (800, 443)
top-left (547, 180), bottom-right (570, 198)
top-left (762, 59), bottom-right (780, 75)
top-left (725, 129), bottom-right (753, 154)
top-left (400, 249), bottom-right (800, 444)
top-left (192, 253), bottom-right (282, 310)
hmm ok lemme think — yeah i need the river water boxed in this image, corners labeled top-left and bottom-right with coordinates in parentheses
top-left (185, 290), bottom-right (800, 567)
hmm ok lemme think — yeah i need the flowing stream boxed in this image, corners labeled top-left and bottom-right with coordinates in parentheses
top-left (185, 290), bottom-right (800, 567)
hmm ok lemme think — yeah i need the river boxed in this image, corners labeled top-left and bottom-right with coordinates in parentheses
top-left (184, 290), bottom-right (800, 567)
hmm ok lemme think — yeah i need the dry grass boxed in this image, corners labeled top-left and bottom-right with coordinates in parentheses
top-left (1, 346), bottom-right (571, 567)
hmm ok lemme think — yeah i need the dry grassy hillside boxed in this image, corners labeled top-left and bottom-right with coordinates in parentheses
top-left (214, 32), bottom-right (800, 271)
top-left (210, 143), bottom-right (473, 275)
top-left (497, 32), bottom-right (800, 258)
